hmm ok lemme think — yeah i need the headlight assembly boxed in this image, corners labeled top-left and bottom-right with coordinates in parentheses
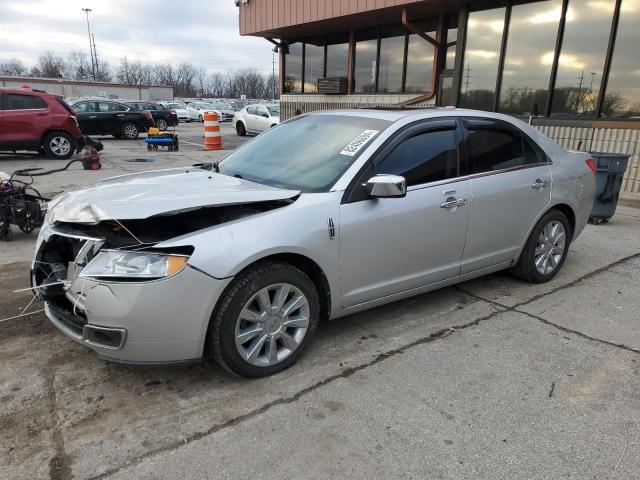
top-left (80, 250), bottom-right (189, 280)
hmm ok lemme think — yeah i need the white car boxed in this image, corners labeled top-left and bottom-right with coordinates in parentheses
top-left (234, 104), bottom-right (280, 136)
top-left (161, 102), bottom-right (189, 122)
top-left (186, 102), bottom-right (220, 123)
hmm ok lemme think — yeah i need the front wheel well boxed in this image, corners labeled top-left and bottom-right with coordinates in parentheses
top-left (548, 203), bottom-right (576, 240)
top-left (232, 253), bottom-right (331, 322)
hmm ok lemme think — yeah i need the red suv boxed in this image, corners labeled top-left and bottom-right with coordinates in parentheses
top-left (0, 87), bottom-right (82, 159)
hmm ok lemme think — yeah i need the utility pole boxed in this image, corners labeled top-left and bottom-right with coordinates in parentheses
top-left (82, 8), bottom-right (96, 79)
top-left (92, 33), bottom-right (99, 80)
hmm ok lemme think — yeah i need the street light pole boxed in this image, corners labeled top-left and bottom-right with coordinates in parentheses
top-left (82, 8), bottom-right (96, 79)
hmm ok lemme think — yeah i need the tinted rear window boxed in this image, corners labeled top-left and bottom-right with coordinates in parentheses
top-left (7, 94), bottom-right (47, 110)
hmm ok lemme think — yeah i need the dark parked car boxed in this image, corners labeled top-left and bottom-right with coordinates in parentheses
top-left (71, 100), bottom-right (154, 139)
top-left (0, 87), bottom-right (82, 159)
top-left (122, 101), bottom-right (178, 131)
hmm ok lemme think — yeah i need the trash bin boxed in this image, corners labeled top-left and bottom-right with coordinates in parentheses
top-left (589, 152), bottom-right (630, 224)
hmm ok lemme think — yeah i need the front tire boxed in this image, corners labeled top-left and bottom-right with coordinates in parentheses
top-left (198, 115), bottom-right (203, 123)
top-left (43, 132), bottom-right (75, 159)
top-left (511, 210), bottom-right (571, 283)
top-left (208, 261), bottom-right (320, 378)
top-left (236, 121), bottom-right (246, 136)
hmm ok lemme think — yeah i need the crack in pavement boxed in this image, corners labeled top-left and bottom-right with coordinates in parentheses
top-left (89, 302), bottom-right (506, 480)
top-left (455, 251), bottom-right (640, 355)
top-left (45, 368), bottom-right (72, 480)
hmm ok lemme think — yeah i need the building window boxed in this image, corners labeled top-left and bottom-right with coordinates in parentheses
top-left (601, 0), bottom-right (640, 118)
top-left (446, 27), bottom-right (458, 70)
top-left (405, 29), bottom-right (435, 93)
top-left (459, 8), bottom-right (506, 111)
top-left (378, 26), bottom-right (405, 93)
top-left (551, 0), bottom-right (616, 116)
top-left (284, 43), bottom-right (303, 94)
top-left (354, 30), bottom-right (379, 93)
top-left (304, 42), bottom-right (324, 93)
top-left (326, 35), bottom-right (349, 78)
top-left (498, 0), bottom-right (562, 115)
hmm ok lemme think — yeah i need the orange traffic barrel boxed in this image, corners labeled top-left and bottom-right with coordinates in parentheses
top-left (203, 112), bottom-right (223, 150)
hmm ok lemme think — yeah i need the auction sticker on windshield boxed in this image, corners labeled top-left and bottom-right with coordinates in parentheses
top-left (340, 130), bottom-right (379, 156)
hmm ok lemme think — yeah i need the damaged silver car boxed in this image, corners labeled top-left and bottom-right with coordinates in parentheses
top-left (32, 109), bottom-right (596, 377)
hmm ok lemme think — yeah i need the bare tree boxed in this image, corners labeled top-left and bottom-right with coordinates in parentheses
top-left (208, 72), bottom-right (226, 97)
top-left (35, 51), bottom-right (67, 78)
top-left (67, 50), bottom-right (92, 80)
top-left (195, 66), bottom-right (208, 96)
top-left (175, 62), bottom-right (197, 97)
top-left (154, 63), bottom-right (176, 86)
top-left (0, 58), bottom-right (27, 76)
top-left (117, 57), bottom-right (154, 85)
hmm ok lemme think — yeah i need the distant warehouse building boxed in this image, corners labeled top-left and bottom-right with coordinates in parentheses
top-left (0, 76), bottom-right (173, 101)
top-left (238, 0), bottom-right (640, 202)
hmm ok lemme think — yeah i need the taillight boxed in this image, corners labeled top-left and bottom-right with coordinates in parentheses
top-left (170, 110), bottom-right (177, 116)
top-left (585, 157), bottom-right (596, 174)
top-left (144, 111), bottom-right (153, 120)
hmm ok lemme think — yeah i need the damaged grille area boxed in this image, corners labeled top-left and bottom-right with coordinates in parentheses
top-left (34, 228), bottom-right (101, 333)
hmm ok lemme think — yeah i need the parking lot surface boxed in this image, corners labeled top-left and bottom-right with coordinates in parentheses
top-left (1, 129), bottom-right (639, 479)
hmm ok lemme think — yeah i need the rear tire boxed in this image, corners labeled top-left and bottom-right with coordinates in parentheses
top-left (121, 123), bottom-right (139, 140)
top-left (511, 209), bottom-right (571, 283)
top-left (42, 132), bottom-right (75, 160)
top-left (156, 118), bottom-right (168, 131)
top-left (236, 121), bottom-right (246, 136)
top-left (207, 261), bottom-right (320, 378)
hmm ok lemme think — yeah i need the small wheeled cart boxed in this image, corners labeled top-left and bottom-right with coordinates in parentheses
top-left (145, 132), bottom-right (179, 152)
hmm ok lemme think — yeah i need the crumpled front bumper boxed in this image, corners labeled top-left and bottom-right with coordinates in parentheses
top-left (45, 266), bottom-right (231, 364)
top-left (34, 224), bottom-right (232, 364)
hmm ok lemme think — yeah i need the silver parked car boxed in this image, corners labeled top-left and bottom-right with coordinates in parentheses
top-left (32, 109), bottom-right (596, 377)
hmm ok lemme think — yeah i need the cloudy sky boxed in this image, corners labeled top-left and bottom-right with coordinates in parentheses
top-left (0, 0), bottom-right (276, 74)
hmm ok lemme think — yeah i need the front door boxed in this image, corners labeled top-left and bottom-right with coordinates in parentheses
top-left (460, 119), bottom-right (552, 274)
top-left (339, 120), bottom-right (470, 308)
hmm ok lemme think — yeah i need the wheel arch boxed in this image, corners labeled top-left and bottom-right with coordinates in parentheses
top-left (547, 203), bottom-right (576, 240)
top-left (40, 129), bottom-right (76, 147)
top-left (212, 252), bottom-right (332, 325)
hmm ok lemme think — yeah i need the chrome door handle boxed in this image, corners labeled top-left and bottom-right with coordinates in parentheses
top-left (532, 179), bottom-right (551, 189)
top-left (117, 114), bottom-right (125, 117)
top-left (89, 115), bottom-right (97, 119)
top-left (440, 198), bottom-right (467, 209)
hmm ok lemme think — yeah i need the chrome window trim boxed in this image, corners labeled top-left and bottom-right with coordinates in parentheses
top-left (406, 161), bottom-right (551, 192)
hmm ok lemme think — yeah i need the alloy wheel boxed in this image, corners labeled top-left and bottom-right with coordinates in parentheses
top-left (124, 124), bottom-right (138, 138)
top-left (534, 220), bottom-right (566, 275)
top-left (50, 136), bottom-right (71, 156)
top-left (234, 283), bottom-right (310, 367)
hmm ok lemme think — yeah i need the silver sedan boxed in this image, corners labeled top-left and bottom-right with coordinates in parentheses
top-left (33, 109), bottom-right (596, 377)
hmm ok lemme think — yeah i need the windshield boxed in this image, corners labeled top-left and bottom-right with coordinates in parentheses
top-left (166, 102), bottom-right (184, 109)
top-left (197, 103), bottom-right (212, 109)
top-left (219, 114), bottom-right (391, 192)
top-left (267, 106), bottom-right (280, 116)
top-left (213, 102), bottom-right (230, 110)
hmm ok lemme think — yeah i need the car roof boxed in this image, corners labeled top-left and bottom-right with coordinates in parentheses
top-left (308, 107), bottom-right (528, 124)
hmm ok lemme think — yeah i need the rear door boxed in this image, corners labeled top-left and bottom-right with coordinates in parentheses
top-left (460, 118), bottom-right (552, 274)
top-left (339, 119), bottom-right (471, 307)
top-left (74, 101), bottom-right (99, 134)
top-left (2, 93), bottom-right (50, 147)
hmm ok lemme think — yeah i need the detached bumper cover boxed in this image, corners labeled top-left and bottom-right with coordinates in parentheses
top-left (45, 266), bottom-right (232, 364)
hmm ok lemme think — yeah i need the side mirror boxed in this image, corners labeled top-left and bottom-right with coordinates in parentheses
top-left (364, 174), bottom-right (406, 199)
top-left (261, 113), bottom-right (269, 118)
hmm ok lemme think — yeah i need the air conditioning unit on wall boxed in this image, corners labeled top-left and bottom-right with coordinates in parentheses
top-left (317, 77), bottom-right (348, 95)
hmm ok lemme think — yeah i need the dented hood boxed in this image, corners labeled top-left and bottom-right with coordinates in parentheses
top-left (47, 167), bottom-right (300, 224)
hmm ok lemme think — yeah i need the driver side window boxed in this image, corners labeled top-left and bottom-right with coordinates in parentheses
top-left (374, 128), bottom-right (459, 187)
